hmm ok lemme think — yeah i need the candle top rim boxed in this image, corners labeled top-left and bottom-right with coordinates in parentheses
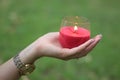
top-left (60, 26), bottom-right (90, 37)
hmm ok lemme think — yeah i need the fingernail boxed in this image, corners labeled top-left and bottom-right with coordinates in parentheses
top-left (98, 34), bottom-right (102, 38)
top-left (96, 34), bottom-right (102, 41)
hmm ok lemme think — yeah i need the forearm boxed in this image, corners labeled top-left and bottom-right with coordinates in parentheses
top-left (0, 58), bottom-right (20, 80)
top-left (0, 42), bottom-right (40, 80)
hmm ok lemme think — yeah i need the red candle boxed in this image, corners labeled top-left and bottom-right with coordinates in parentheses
top-left (59, 26), bottom-right (90, 49)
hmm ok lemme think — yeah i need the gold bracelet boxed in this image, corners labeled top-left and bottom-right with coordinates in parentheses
top-left (13, 54), bottom-right (35, 75)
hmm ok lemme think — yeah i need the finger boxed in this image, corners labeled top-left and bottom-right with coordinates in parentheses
top-left (72, 34), bottom-right (102, 58)
top-left (64, 39), bottom-right (95, 57)
top-left (84, 34), bottom-right (102, 52)
top-left (47, 32), bottom-right (59, 39)
top-left (72, 39), bottom-right (95, 53)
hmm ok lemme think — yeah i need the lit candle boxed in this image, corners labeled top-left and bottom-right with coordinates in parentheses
top-left (59, 26), bottom-right (90, 48)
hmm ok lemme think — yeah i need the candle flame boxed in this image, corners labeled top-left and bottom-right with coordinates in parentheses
top-left (74, 26), bottom-right (78, 31)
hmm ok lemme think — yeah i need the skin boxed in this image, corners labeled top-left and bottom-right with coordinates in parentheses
top-left (0, 32), bottom-right (102, 80)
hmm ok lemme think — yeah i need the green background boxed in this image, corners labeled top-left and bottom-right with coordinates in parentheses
top-left (0, 0), bottom-right (120, 80)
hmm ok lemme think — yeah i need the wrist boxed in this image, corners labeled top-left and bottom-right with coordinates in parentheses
top-left (19, 43), bottom-right (39, 64)
top-left (13, 54), bottom-right (35, 75)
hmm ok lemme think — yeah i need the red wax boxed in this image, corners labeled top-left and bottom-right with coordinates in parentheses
top-left (59, 26), bottom-right (90, 48)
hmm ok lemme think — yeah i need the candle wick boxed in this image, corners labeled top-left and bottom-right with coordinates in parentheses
top-left (74, 26), bottom-right (78, 33)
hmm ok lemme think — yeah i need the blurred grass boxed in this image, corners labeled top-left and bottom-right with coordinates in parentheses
top-left (0, 0), bottom-right (120, 80)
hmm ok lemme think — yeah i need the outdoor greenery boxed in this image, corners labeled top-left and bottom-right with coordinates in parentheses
top-left (0, 0), bottom-right (120, 80)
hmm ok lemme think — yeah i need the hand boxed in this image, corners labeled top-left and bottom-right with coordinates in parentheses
top-left (34, 32), bottom-right (102, 60)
